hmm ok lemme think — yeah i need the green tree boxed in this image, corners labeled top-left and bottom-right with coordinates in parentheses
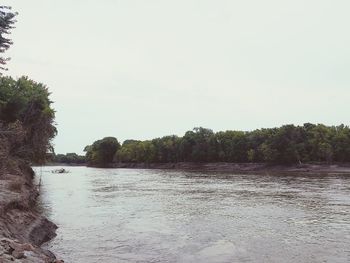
top-left (216, 130), bottom-right (248, 162)
top-left (0, 76), bottom-right (56, 163)
top-left (0, 6), bottom-right (17, 72)
top-left (85, 137), bottom-right (120, 167)
top-left (247, 149), bottom-right (255, 162)
top-left (331, 125), bottom-right (350, 162)
top-left (266, 125), bottom-right (306, 164)
top-left (179, 127), bottom-right (215, 162)
top-left (152, 136), bottom-right (180, 162)
top-left (306, 124), bottom-right (334, 162)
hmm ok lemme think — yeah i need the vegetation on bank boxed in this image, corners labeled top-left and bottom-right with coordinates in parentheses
top-left (0, 6), bottom-right (56, 167)
top-left (0, 76), bottom-right (56, 166)
top-left (84, 124), bottom-right (350, 167)
top-left (50, 153), bottom-right (86, 164)
top-left (84, 137), bottom-right (120, 167)
top-left (0, 8), bottom-right (61, 262)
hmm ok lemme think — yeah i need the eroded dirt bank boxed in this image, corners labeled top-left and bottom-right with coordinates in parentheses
top-left (0, 159), bottom-right (62, 262)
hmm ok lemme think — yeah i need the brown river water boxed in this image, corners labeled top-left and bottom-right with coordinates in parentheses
top-left (33, 166), bottom-right (350, 263)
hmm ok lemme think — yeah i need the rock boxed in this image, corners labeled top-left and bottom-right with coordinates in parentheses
top-left (0, 244), bottom-right (5, 256)
top-left (9, 241), bottom-right (19, 251)
top-left (1, 242), bottom-right (13, 254)
top-left (36, 248), bottom-right (56, 261)
top-left (3, 254), bottom-right (14, 261)
top-left (12, 249), bottom-right (25, 259)
top-left (28, 218), bottom-right (58, 246)
top-left (21, 243), bottom-right (35, 251)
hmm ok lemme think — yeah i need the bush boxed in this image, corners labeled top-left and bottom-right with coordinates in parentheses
top-left (84, 137), bottom-right (120, 167)
top-left (0, 76), bottom-right (56, 164)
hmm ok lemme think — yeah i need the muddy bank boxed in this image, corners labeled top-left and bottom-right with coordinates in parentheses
top-left (0, 159), bottom-right (62, 262)
top-left (112, 162), bottom-right (350, 174)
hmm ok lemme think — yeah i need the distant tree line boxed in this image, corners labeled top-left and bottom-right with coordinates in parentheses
top-left (51, 153), bottom-right (86, 164)
top-left (84, 124), bottom-right (350, 167)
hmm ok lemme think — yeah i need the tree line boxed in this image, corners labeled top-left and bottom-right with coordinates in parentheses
top-left (51, 153), bottom-right (86, 164)
top-left (84, 124), bottom-right (350, 167)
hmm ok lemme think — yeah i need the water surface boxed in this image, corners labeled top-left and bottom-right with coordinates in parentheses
top-left (34, 166), bottom-right (350, 263)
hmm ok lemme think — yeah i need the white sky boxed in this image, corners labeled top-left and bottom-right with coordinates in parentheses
top-left (3, 0), bottom-right (350, 154)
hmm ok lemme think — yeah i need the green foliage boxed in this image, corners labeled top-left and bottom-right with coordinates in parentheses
top-left (0, 76), bottom-right (56, 163)
top-left (332, 125), bottom-right (350, 162)
top-left (152, 136), bottom-right (180, 162)
top-left (179, 127), bottom-right (216, 162)
top-left (86, 124), bottom-right (350, 167)
top-left (247, 149), bottom-right (255, 162)
top-left (85, 137), bottom-right (120, 167)
top-left (52, 153), bottom-right (86, 164)
top-left (87, 123), bottom-right (350, 167)
top-left (216, 130), bottom-right (248, 162)
top-left (115, 140), bottom-right (156, 163)
top-left (0, 8), bottom-right (56, 165)
top-left (0, 6), bottom-right (17, 72)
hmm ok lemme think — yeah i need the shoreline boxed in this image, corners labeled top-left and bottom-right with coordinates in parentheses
top-left (47, 162), bottom-right (350, 174)
top-left (112, 162), bottom-right (350, 174)
top-left (0, 160), bottom-right (61, 262)
top-left (51, 162), bottom-right (350, 174)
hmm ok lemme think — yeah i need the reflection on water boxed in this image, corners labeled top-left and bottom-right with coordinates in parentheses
top-left (34, 167), bottom-right (350, 263)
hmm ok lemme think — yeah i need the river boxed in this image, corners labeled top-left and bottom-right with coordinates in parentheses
top-left (33, 166), bottom-right (350, 263)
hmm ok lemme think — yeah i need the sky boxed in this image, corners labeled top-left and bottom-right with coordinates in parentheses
top-left (2, 0), bottom-right (350, 154)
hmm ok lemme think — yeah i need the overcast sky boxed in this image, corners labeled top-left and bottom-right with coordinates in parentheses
top-left (3, 0), bottom-right (350, 154)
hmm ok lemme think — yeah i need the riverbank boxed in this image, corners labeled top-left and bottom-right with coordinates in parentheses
top-left (112, 162), bottom-right (350, 174)
top-left (0, 159), bottom-right (62, 262)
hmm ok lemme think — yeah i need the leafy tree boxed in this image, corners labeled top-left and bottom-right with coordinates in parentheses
top-left (247, 149), bottom-right (255, 162)
top-left (0, 6), bottom-right (17, 72)
top-left (318, 142), bottom-right (333, 164)
top-left (263, 125), bottom-right (306, 164)
top-left (306, 124), bottom-right (333, 162)
top-left (152, 136), bottom-right (180, 162)
top-left (216, 130), bottom-right (248, 162)
top-left (332, 125), bottom-right (350, 162)
top-left (85, 137), bottom-right (120, 167)
top-left (0, 7), bottom-right (56, 166)
top-left (114, 140), bottom-right (157, 163)
top-left (0, 76), bottom-right (56, 163)
top-left (179, 127), bottom-right (215, 162)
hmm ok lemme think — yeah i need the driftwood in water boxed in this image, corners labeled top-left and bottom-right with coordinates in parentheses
top-left (51, 168), bottom-right (68, 174)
